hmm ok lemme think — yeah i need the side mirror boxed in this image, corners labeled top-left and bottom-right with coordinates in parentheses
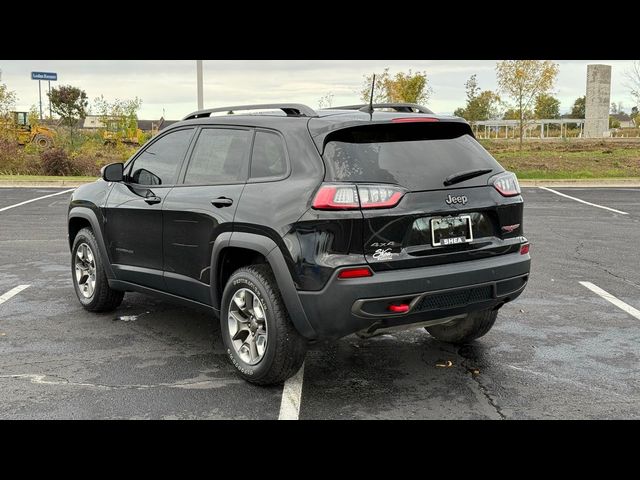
top-left (101, 163), bottom-right (124, 182)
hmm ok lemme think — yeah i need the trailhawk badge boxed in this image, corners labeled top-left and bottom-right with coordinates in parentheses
top-left (446, 194), bottom-right (468, 205)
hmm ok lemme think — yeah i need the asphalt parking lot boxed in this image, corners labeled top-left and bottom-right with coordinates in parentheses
top-left (0, 186), bottom-right (639, 419)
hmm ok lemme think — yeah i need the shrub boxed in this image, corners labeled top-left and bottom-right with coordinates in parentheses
top-left (41, 147), bottom-right (73, 176)
top-left (0, 138), bottom-right (26, 174)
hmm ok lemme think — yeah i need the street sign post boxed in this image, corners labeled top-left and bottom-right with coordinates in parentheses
top-left (31, 71), bottom-right (58, 120)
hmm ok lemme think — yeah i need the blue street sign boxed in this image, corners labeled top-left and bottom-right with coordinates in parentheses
top-left (31, 71), bottom-right (57, 81)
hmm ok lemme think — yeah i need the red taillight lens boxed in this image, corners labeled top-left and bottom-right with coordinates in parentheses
top-left (337, 267), bottom-right (373, 279)
top-left (520, 243), bottom-right (530, 255)
top-left (388, 303), bottom-right (410, 313)
top-left (391, 117), bottom-right (439, 123)
top-left (492, 172), bottom-right (521, 197)
top-left (312, 184), bottom-right (406, 210)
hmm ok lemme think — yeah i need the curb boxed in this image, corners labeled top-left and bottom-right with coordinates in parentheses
top-left (0, 181), bottom-right (93, 188)
top-left (519, 179), bottom-right (640, 188)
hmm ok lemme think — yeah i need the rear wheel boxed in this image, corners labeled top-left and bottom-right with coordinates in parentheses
top-left (426, 308), bottom-right (498, 344)
top-left (71, 228), bottom-right (124, 312)
top-left (220, 264), bottom-right (307, 385)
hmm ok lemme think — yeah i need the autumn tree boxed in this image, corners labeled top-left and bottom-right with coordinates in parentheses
top-left (360, 69), bottom-right (432, 106)
top-left (570, 96), bottom-right (585, 118)
top-left (454, 74), bottom-right (502, 121)
top-left (496, 60), bottom-right (559, 147)
top-left (49, 85), bottom-right (88, 147)
top-left (534, 93), bottom-right (560, 119)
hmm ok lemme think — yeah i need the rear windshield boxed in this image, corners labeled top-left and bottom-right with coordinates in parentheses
top-left (322, 123), bottom-right (502, 191)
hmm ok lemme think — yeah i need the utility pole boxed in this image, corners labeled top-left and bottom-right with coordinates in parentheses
top-left (196, 60), bottom-right (204, 110)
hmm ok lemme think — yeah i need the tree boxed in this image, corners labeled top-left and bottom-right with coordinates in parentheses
top-left (49, 85), bottom-right (88, 147)
top-left (625, 61), bottom-right (640, 110)
top-left (534, 93), bottom-right (560, 119)
top-left (570, 96), bottom-right (586, 118)
top-left (496, 60), bottom-right (559, 147)
top-left (610, 102), bottom-right (618, 115)
top-left (0, 83), bottom-right (17, 120)
top-left (93, 95), bottom-right (142, 144)
top-left (631, 106), bottom-right (639, 124)
top-left (318, 92), bottom-right (334, 109)
top-left (360, 69), bottom-right (432, 105)
top-left (454, 75), bottom-right (502, 121)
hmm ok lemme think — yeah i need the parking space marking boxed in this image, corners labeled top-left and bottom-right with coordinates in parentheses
top-left (539, 187), bottom-right (628, 215)
top-left (0, 285), bottom-right (30, 306)
top-left (278, 362), bottom-right (305, 420)
top-left (0, 189), bottom-right (74, 213)
top-left (579, 281), bottom-right (640, 320)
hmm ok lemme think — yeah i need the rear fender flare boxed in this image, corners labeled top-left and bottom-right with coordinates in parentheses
top-left (210, 232), bottom-right (316, 339)
top-left (68, 207), bottom-right (115, 279)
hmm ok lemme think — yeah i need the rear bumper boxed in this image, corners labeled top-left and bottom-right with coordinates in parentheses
top-left (297, 251), bottom-right (530, 339)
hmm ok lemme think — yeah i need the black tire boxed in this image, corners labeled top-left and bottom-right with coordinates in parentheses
top-left (220, 264), bottom-right (307, 385)
top-left (425, 308), bottom-right (498, 344)
top-left (33, 134), bottom-right (52, 149)
top-left (71, 228), bottom-right (124, 312)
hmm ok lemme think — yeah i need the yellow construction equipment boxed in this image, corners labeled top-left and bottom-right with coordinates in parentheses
top-left (0, 112), bottom-right (56, 148)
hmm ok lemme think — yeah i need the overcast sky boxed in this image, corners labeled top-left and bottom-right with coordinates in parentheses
top-left (0, 60), bottom-right (637, 119)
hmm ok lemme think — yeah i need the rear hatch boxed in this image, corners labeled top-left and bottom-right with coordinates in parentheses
top-left (317, 120), bottom-right (524, 271)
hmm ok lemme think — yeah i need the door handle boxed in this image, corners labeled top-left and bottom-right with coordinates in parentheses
top-left (144, 195), bottom-right (162, 205)
top-left (211, 197), bottom-right (233, 208)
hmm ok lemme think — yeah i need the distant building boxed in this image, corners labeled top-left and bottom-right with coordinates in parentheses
top-left (610, 112), bottom-right (635, 128)
top-left (78, 115), bottom-right (178, 133)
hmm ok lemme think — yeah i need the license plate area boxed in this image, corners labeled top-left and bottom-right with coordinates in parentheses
top-left (430, 215), bottom-right (473, 247)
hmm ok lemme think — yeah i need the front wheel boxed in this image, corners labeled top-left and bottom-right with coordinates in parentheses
top-left (426, 308), bottom-right (498, 344)
top-left (71, 228), bottom-right (124, 312)
top-left (220, 264), bottom-right (307, 385)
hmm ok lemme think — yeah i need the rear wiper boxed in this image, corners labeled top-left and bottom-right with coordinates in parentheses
top-left (443, 168), bottom-right (493, 187)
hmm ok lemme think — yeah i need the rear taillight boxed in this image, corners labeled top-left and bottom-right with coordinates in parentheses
top-left (520, 243), bottom-right (530, 255)
top-left (312, 184), bottom-right (406, 210)
top-left (492, 172), bottom-right (521, 197)
top-left (337, 267), bottom-right (373, 279)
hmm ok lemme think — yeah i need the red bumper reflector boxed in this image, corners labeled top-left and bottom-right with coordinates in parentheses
top-left (337, 267), bottom-right (373, 279)
top-left (520, 243), bottom-right (530, 255)
top-left (388, 304), bottom-right (410, 313)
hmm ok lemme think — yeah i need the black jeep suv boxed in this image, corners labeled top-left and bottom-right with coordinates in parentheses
top-left (68, 103), bottom-right (530, 385)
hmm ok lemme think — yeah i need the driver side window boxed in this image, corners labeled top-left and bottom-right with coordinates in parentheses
top-left (128, 128), bottom-right (194, 186)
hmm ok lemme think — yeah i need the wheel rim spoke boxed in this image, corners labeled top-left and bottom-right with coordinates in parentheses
top-left (227, 287), bottom-right (268, 366)
top-left (74, 243), bottom-right (97, 299)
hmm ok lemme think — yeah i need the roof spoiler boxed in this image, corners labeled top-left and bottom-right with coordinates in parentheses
top-left (327, 103), bottom-right (434, 114)
top-left (182, 103), bottom-right (318, 121)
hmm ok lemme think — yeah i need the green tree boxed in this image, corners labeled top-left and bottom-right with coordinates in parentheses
top-left (361, 69), bottom-right (432, 105)
top-left (609, 116), bottom-right (620, 128)
top-left (610, 102), bottom-right (618, 115)
top-left (570, 96), bottom-right (585, 118)
top-left (496, 60), bottom-right (559, 147)
top-left (534, 93), bottom-right (560, 119)
top-left (48, 85), bottom-right (88, 147)
top-left (454, 75), bottom-right (503, 121)
top-left (93, 95), bottom-right (142, 144)
top-left (0, 83), bottom-right (17, 120)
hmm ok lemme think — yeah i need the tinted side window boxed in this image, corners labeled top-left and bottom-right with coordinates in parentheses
top-left (250, 131), bottom-right (287, 179)
top-left (183, 128), bottom-right (251, 184)
top-left (128, 129), bottom-right (193, 186)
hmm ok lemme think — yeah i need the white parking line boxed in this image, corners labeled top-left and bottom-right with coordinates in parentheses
top-left (0, 189), bottom-right (74, 213)
top-left (539, 187), bottom-right (628, 215)
top-left (278, 362), bottom-right (305, 420)
top-left (0, 285), bottom-right (30, 305)
top-left (579, 281), bottom-right (640, 320)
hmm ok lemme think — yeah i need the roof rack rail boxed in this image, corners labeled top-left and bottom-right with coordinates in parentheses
top-left (327, 103), bottom-right (434, 114)
top-left (182, 103), bottom-right (317, 121)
